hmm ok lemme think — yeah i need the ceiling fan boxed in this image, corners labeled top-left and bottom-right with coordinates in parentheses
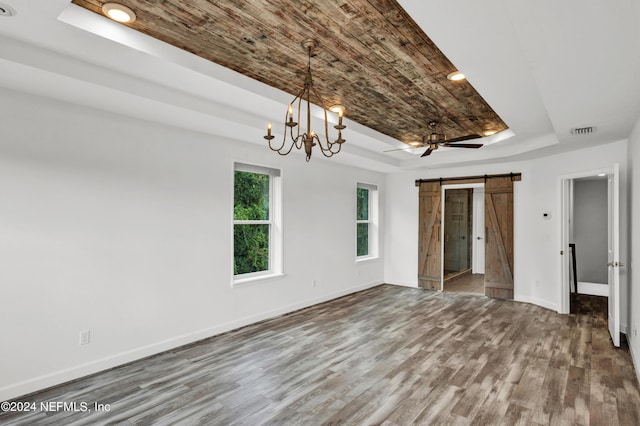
top-left (386, 121), bottom-right (483, 157)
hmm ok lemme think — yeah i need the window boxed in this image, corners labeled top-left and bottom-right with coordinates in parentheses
top-left (233, 163), bottom-right (282, 281)
top-left (356, 183), bottom-right (378, 259)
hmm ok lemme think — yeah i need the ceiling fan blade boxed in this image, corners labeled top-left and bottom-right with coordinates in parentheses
top-left (445, 134), bottom-right (482, 143)
top-left (443, 143), bottom-right (484, 149)
top-left (383, 145), bottom-right (423, 153)
top-left (421, 147), bottom-right (434, 157)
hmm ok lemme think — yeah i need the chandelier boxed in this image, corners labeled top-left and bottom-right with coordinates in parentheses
top-left (264, 39), bottom-right (346, 162)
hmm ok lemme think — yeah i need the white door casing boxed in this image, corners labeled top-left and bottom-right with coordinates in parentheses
top-left (608, 164), bottom-right (620, 347)
top-left (473, 187), bottom-right (485, 274)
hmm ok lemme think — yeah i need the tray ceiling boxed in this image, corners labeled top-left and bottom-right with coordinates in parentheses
top-left (72, 0), bottom-right (508, 145)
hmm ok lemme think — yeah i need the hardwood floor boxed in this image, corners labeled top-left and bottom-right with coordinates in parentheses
top-left (2, 285), bottom-right (639, 425)
top-left (444, 273), bottom-right (485, 295)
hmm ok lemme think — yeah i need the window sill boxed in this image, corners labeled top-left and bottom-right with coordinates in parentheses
top-left (232, 272), bottom-right (285, 287)
top-left (356, 256), bottom-right (381, 264)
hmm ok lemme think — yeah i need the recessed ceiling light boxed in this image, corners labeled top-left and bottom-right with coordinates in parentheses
top-left (447, 71), bottom-right (465, 81)
top-left (408, 141), bottom-right (422, 146)
top-left (482, 130), bottom-right (497, 136)
top-left (0, 2), bottom-right (17, 17)
top-left (598, 173), bottom-right (606, 177)
top-left (102, 3), bottom-right (136, 23)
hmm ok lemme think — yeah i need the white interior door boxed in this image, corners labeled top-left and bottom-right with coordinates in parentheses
top-left (607, 164), bottom-right (620, 347)
top-left (472, 188), bottom-right (485, 274)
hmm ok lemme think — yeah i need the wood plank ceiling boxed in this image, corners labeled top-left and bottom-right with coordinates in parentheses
top-left (72, 0), bottom-right (508, 146)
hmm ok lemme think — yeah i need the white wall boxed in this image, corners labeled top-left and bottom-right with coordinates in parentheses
top-left (385, 140), bottom-right (629, 318)
top-left (573, 179), bottom-right (608, 284)
top-left (1, 82), bottom-right (635, 401)
top-left (628, 113), bottom-right (640, 379)
top-left (0, 88), bottom-right (385, 401)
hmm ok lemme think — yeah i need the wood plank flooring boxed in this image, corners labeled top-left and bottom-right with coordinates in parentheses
top-left (2, 285), bottom-right (639, 425)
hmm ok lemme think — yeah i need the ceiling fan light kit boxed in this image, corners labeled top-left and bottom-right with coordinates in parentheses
top-left (420, 121), bottom-right (483, 157)
top-left (264, 39), bottom-right (346, 162)
top-left (383, 120), bottom-right (485, 157)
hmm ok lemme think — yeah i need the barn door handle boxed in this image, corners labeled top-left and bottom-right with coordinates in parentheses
top-left (485, 227), bottom-right (488, 244)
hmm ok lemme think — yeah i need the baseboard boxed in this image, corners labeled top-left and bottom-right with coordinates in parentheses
top-left (0, 280), bottom-right (383, 402)
top-left (630, 337), bottom-right (640, 386)
top-left (577, 281), bottom-right (608, 297)
top-left (514, 295), bottom-right (558, 312)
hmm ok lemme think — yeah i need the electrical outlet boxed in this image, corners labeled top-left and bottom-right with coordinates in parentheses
top-left (312, 279), bottom-right (316, 287)
top-left (79, 330), bottom-right (91, 345)
top-left (634, 323), bottom-right (638, 337)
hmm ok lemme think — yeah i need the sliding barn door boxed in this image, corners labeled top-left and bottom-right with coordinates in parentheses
top-left (484, 177), bottom-right (514, 299)
top-left (418, 182), bottom-right (442, 290)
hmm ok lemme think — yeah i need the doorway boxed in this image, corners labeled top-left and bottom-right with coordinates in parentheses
top-left (570, 176), bottom-right (608, 298)
top-left (444, 188), bottom-right (472, 279)
top-left (418, 173), bottom-right (519, 298)
top-left (560, 165), bottom-right (620, 347)
top-left (442, 184), bottom-right (484, 295)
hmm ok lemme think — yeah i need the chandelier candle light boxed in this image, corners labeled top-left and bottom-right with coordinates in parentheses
top-left (264, 39), bottom-right (346, 162)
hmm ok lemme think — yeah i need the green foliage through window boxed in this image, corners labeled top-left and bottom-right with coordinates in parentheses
top-left (357, 187), bottom-right (369, 220)
top-left (234, 171), bottom-right (270, 275)
top-left (357, 187), bottom-right (370, 256)
top-left (234, 224), bottom-right (269, 275)
top-left (234, 171), bottom-right (269, 221)
top-left (357, 223), bottom-right (369, 257)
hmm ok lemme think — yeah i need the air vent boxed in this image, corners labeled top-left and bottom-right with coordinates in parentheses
top-left (0, 3), bottom-right (16, 17)
top-left (570, 126), bottom-right (596, 136)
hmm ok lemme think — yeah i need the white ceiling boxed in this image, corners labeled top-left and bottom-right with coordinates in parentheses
top-left (1, 0), bottom-right (639, 172)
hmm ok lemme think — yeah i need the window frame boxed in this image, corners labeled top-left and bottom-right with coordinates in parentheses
top-left (232, 162), bottom-right (283, 285)
top-left (356, 182), bottom-right (379, 261)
